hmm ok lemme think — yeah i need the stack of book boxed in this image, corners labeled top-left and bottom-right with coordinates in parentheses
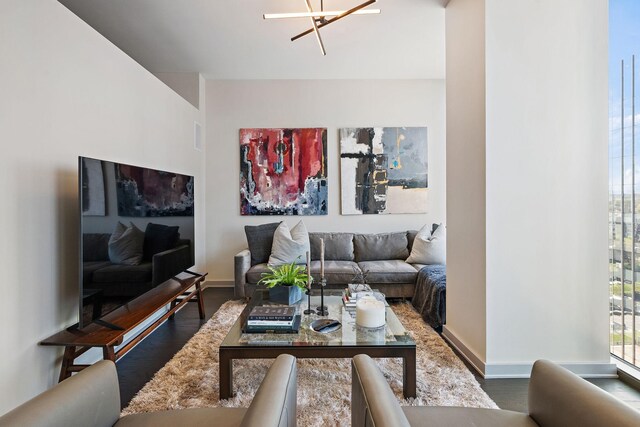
top-left (342, 283), bottom-right (373, 309)
top-left (244, 306), bottom-right (301, 334)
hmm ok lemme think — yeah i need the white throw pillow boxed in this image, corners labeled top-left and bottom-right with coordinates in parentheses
top-left (108, 221), bottom-right (144, 265)
top-left (268, 221), bottom-right (310, 266)
top-left (406, 223), bottom-right (446, 265)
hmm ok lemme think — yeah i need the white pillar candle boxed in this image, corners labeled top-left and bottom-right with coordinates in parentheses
top-left (355, 296), bottom-right (386, 328)
top-left (320, 238), bottom-right (325, 278)
top-left (306, 251), bottom-right (311, 288)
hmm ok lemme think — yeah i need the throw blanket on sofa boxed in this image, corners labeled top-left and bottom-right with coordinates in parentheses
top-left (411, 265), bottom-right (446, 329)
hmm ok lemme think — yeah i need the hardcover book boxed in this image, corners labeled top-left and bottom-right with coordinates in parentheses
top-left (243, 315), bottom-right (302, 334)
top-left (248, 306), bottom-right (296, 320)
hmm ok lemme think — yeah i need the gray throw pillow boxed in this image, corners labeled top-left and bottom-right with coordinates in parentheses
top-left (354, 232), bottom-right (409, 262)
top-left (108, 222), bottom-right (144, 265)
top-left (245, 222), bottom-right (281, 266)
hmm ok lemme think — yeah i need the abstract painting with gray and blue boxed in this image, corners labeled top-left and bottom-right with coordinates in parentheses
top-left (340, 127), bottom-right (428, 215)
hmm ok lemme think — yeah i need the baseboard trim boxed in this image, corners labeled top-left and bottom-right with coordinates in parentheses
top-left (442, 326), bottom-right (486, 376)
top-left (203, 280), bottom-right (234, 288)
top-left (442, 327), bottom-right (617, 379)
top-left (484, 362), bottom-right (617, 379)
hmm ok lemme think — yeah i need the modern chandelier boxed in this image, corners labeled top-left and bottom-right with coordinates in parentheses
top-left (263, 0), bottom-right (380, 56)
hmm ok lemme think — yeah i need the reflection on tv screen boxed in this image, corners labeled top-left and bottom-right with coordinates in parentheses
top-left (79, 157), bottom-right (195, 328)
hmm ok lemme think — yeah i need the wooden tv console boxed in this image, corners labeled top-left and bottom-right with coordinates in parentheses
top-left (41, 272), bottom-right (207, 382)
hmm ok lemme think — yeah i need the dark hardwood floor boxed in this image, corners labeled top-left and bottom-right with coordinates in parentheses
top-left (116, 287), bottom-right (234, 407)
top-left (116, 287), bottom-right (640, 412)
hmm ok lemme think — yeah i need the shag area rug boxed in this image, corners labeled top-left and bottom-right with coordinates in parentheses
top-left (122, 300), bottom-right (497, 426)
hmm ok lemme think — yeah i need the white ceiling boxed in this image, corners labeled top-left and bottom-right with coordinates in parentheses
top-left (58, 0), bottom-right (446, 80)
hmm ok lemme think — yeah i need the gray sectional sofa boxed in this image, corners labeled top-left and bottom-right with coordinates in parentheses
top-left (234, 228), bottom-right (437, 299)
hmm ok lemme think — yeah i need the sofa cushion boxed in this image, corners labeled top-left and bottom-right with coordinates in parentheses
top-left (310, 232), bottom-right (354, 261)
top-left (247, 261), bottom-right (361, 286)
top-left (116, 407), bottom-right (247, 427)
top-left (402, 407), bottom-right (538, 427)
top-left (83, 261), bottom-right (112, 284)
top-left (108, 222), bottom-right (145, 265)
top-left (354, 232), bottom-right (409, 262)
top-left (358, 260), bottom-right (418, 284)
top-left (83, 234), bottom-right (110, 262)
top-left (245, 222), bottom-right (281, 266)
top-left (246, 263), bottom-right (272, 284)
top-left (92, 262), bottom-right (152, 284)
top-left (310, 260), bottom-right (361, 285)
top-left (143, 223), bottom-right (180, 261)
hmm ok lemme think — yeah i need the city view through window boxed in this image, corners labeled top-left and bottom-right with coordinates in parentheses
top-left (609, 0), bottom-right (640, 368)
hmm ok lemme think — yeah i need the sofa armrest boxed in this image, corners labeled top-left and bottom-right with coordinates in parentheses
top-left (351, 354), bottom-right (411, 427)
top-left (241, 354), bottom-right (297, 427)
top-left (528, 360), bottom-right (640, 427)
top-left (234, 249), bottom-right (251, 299)
top-left (0, 360), bottom-right (120, 427)
top-left (151, 245), bottom-right (192, 286)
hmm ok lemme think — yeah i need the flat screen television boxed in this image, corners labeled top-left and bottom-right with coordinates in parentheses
top-left (79, 157), bottom-right (195, 329)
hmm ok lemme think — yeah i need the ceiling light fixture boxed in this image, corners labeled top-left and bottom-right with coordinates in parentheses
top-left (264, 0), bottom-right (380, 55)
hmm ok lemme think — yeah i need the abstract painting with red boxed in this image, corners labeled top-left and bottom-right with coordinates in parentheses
top-left (240, 128), bottom-right (327, 215)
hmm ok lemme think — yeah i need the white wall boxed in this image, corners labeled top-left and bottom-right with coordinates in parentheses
top-left (443, 0), bottom-right (611, 377)
top-left (443, 0), bottom-right (487, 370)
top-left (206, 80), bottom-right (446, 281)
top-left (484, 0), bottom-right (610, 373)
top-left (0, 0), bottom-right (206, 414)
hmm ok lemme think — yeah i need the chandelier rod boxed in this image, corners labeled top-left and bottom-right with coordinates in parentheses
top-left (291, 0), bottom-right (377, 42)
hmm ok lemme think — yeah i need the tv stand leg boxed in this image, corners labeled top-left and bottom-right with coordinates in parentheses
top-left (59, 346), bottom-right (75, 382)
top-left (196, 280), bottom-right (205, 319)
top-left (169, 299), bottom-right (178, 320)
top-left (102, 346), bottom-right (115, 362)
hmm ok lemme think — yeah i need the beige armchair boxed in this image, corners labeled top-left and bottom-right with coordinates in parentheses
top-left (351, 354), bottom-right (640, 427)
top-left (0, 354), bottom-right (297, 427)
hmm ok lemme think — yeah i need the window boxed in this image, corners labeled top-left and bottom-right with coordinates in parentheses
top-left (609, 0), bottom-right (640, 369)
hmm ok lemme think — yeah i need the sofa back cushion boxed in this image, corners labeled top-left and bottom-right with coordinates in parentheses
top-left (310, 232), bottom-right (354, 261)
top-left (83, 234), bottom-right (110, 262)
top-left (354, 232), bottom-right (409, 262)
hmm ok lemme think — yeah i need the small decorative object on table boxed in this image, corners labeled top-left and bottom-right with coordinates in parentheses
top-left (350, 266), bottom-right (370, 287)
top-left (343, 283), bottom-right (372, 310)
top-left (258, 260), bottom-right (307, 305)
top-left (311, 318), bottom-right (341, 333)
top-left (355, 292), bottom-right (386, 329)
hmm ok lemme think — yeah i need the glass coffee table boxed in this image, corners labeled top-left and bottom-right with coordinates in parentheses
top-left (219, 289), bottom-right (416, 399)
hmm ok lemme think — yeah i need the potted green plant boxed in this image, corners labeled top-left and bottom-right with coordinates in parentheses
top-left (258, 261), bottom-right (309, 304)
